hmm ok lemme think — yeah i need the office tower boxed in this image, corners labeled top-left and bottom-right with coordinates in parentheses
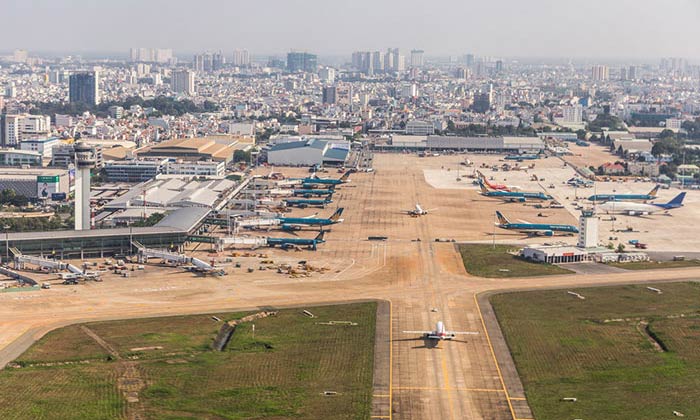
top-left (319, 67), bottom-right (336, 83)
top-left (322, 86), bottom-right (337, 104)
top-left (5, 83), bottom-right (16, 98)
top-left (212, 51), bottom-right (225, 70)
top-left (372, 51), bottom-right (384, 72)
top-left (384, 49), bottom-right (395, 72)
top-left (171, 69), bottom-right (195, 95)
top-left (472, 92), bottom-right (491, 113)
top-left (69, 71), bottom-right (100, 105)
top-left (591, 65), bottom-right (610, 81)
top-left (456, 67), bottom-right (470, 79)
top-left (130, 48), bottom-right (172, 63)
top-left (410, 50), bottom-right (425, 67)
top-left (495, 60), bottom-right (504, 72)
top-left (287, 52), bottom-right (317, 72)
top-left (232, 49), bottom-right (250, 67)
top-left (619, 67), bottom-right (628, 81)
top-left (465, 54), bottom-right (475, 67)
top-left (628, 65), bottom-right (637, 80)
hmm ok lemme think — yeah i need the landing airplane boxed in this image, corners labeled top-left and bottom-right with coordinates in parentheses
top-left (598, 192), bottom-right (686, 216)
top-left (406, 204), bottom-right (435, 217)
top-left (295, 170), bottom-right (352, 185)
top-left (495, 211), bottom-right (578, 236)
top-left (587, 185), bottom-right (660, 203)
top-left (283, 197), bottom-right (333, 208)
top-left (403, 321), bottom-right (479, 341)
top-left (479, 181), bottom-right (552, 202)
top-left (266, 231), bottom-right (325, 250)
top-left (278, 208), bottom-right (344, 230)
top-left (292, 186), bottom-right (335, 197)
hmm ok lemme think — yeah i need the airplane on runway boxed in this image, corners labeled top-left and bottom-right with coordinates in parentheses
top-left (266, 231), bottom-right (326, 250)
top-left (587, 185), bottom-right (660, 203)
top-left (283, 197), bottom-right (333, 208)
top-left (495, 211), bottom-right (579, 236)
top-left (294, 170), bottom-right (352, 185)
top-left (278, 208), bottom-right (344, 230)
top-left (403, 321), bottom-right (479, 340)
top-left (597, 192), bottom-right (686, 216)
top-left (478, 181), bottom-right (552, 202)
top-left (406, 203), bottom-right (436, 217)
top-left (476, 170), bottom-right (519, 191)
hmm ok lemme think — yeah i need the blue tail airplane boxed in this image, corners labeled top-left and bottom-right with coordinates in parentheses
top-left (495, 211), bottom-right (579, 236)
top-left (293, 186), bottom-right (336, 197)
top-left (283, 197), bottom-right (333, 208)
top-left (266, 231), bottom-right (326, 250)
top-left (278, 208), bottom-right (344, 230)
top-left (587, 185), bottom-right (660, 203)
top-left (479, 181), bottom-right (552, 202)
top-left (295, 170), bottom-right (352, 185)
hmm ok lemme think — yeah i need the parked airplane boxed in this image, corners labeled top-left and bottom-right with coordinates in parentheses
top-left (403, 321), bottom-right (479, 340)
top-left (406, 204), bottom-right (435, 216)
top-left (266, 231), bottom-right (326, 250)
top-left (295, 170), bottom-right (352, 185)
top-left (505, 154), bottom-right (539, 160)
top-left (476, 170), bottom-right (515, 191)
top-left (292, 186), bottom-right (335, 197)
top-left (479, 181), bottom-right (552, 202)
top-left (496, 211), bottom-right (579, 236)
top-left (587, 185), bottom-right (660, 202)
top-left (283, 197), bottom-right (333, 208)
top-left (598, 192), bottom-right (686, 216)
top-left (278, 208), bottom-right (344, 230)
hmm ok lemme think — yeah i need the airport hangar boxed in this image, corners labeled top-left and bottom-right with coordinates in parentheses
top-left (2, 207), bottom-right (211, 259)
top-left (381, 135), bottom-right (544, 153)
top-left (266, 138), bottom-right (350, 166)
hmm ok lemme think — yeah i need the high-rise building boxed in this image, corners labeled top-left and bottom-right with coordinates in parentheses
top-left (472, 92), bottom-right (491, 113)
top-left (212, 51), bottom-right (225, 71)
top-left (287, 52), bottom-right (318, 73)
top-left (385, 48), bottom-right (404, 72)
top-left (495, 60), bottom-right (504, 72)
top-left (591, 65), bottom-right (610, 81)
top-left (562, 105), bottom-right (583, 124)
top-left (322, 86), bottom-right (337, 104)
top-left (1, 114), bottom-right (51, 147)
top-left (628, 65), bottom-right (637, 80)
top-left (69, 71), bottom-right (100, 105)
top-left (232, 50), bottom-right (250, 67)
top-left (401, 83), bottom-right (418, 99)
top-left (319, 67), bottom-right (336, 83)
top-left (12, 49), bottom-right (28, 63)
top-left (465, 54), bottom-right (475, 67)
top-left (171, 69), bottom-right (195, 95)
top-left (410, 50), bottom-right (424, 67)
top-left (130, 48), bottom-right (173, 63)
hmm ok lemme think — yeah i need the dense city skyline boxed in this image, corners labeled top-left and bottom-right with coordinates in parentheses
top-left (2, 0), bottom-right (700, 59)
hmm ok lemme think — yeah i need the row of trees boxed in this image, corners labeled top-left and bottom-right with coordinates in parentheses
top-left (28, 96), bottom-right (219, 118)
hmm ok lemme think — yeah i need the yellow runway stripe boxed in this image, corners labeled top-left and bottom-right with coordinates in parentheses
top-left (393, 386), bottom-right (505, 393)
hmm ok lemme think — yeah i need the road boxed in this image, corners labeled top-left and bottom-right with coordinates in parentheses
top-left (1, 154), bottom-right (699, 420)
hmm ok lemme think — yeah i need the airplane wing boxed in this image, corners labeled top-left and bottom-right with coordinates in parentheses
top-left (402, 330), bottom-right (433, 334)
top-left (517, 219), bottom-right (531, 224)
top-left (426, 208), bottom-right (438, 212)
top-left (450, 331), bottom-right (479, 335)
top-left (302, 213), bottom-right (319, 219)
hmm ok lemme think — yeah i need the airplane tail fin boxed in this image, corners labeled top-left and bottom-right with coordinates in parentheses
top-left (340, 170), bottom-right (352, 182)
top-left (315, 230), bottom-right (326, 241)
top-left (649, 184), bottom-right (660, 198)
top-left (478, 180), bottom-right (491, 194)
top-left (495, 211), bottom-right (510, 225)
top-left (329, 208), bottom-right (344, 221)
top-left (666, 192), bottom-right (686, 207)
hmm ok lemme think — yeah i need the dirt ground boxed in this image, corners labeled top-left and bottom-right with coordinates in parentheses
top-left (2, 151), bottom-right (700, 420)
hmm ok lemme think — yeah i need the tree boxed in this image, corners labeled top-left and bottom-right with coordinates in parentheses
top-left (617, 243), bottom-right (626, 253)
top-left (233, 150), bottom-right (251, 163)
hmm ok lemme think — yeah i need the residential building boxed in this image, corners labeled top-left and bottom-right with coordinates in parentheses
top-left (287, 52), bottom-right (317, 73)
top-left (171, 69), bottom-right (195, 95)
top-left (405, 120), bottom-right (435, 136)
top-left (322, 86), bottom-right (337, 104)
top-left (591, 65), bottom-right (610, 81)
top-left (231, 49), bottom-right (250, 67)
top-left (2, 114), bottom-right (51, 147)
top-left (319, 67), bottom-right (336, 83)
top-left (410, 50), bottom-right (424, 67)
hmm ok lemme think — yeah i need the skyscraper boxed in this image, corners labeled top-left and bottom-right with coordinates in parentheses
top-left (232, 50), bottom-right (250, 67)
top-left (69, 71), bottom-right (99, 105)
top-left (171, 69), bottom-right (195, 95)
top-left (287, 52), bottom-right (318, 73)
top-left (591, 65), bottom-right (610, 81)
top-left (322, 86), bottom-right (337, 104)
top-left (410, 50), bottom-right (424, 67)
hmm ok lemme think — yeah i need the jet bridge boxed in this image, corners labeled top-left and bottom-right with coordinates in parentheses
top-left (131, 241), bottom-right (225, 276)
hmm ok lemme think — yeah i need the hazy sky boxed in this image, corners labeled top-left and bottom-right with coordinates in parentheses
top-left (2, 0), bottom-right (700, 59)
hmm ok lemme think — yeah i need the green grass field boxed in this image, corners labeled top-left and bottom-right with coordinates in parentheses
top-left (491, 282), bottom-right (700, 419)
top-left (0, 303), bottom-right (377, 420)
top-left (458, 244), bottom-right (573, 278)
top-left (608, 259), bottom-right (700, 270)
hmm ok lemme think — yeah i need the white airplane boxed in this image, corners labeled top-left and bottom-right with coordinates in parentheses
top-left (597, 192), bottom-right (686, 216)
top-left (407, 204), bottom-right (436, 217)
top-left (403, 321), bottom-right (479, 340)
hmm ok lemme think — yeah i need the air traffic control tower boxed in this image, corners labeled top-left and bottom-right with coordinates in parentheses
top-left (577, 209), bottom-right (599, 249)
top-left (74, 142), bottom-right (96, 230)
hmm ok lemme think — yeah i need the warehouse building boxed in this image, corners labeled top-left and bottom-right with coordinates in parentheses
top-left (104, 176), bottom-right (236, 210)
top-left (104, 158), bottom-right (168, 182)
top-left (267, 138), bottom-right (350, 166)
top-left (0, 149), bottom-right (43, 167)
top-left (137, 136), bottom-right (249, 164)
